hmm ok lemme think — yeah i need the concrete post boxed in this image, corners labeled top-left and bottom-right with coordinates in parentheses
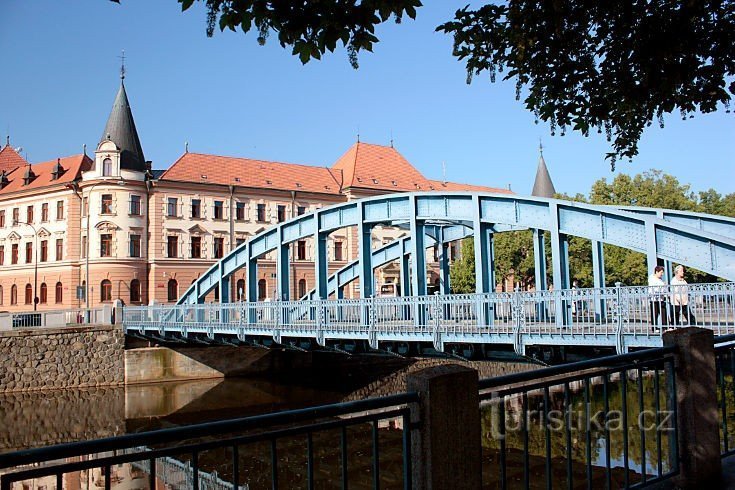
top-left (407, 364), bottom-right (481, 489)
top-left (663, 327), bottom-right (721, 488)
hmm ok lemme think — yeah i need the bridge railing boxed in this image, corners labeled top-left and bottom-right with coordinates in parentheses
top-left (122, 282), bottom-right (735, 342)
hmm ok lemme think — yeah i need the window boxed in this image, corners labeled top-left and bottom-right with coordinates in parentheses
top-left (214, 237), bottom-right (224, 259)
top-left (101, 194), bottom-right (113, 214)
top-left (167, 197), bottom-right (178, 217)
top-left (82, 197), bottom-right (88, 217)
top-left (100, 279), bottom-right (112, 302)
top-left (297, 240), bottom-right (306, 260)
top-left (56, 239), bottom-right (63, 261)
top-left (130, 195), bottom-right (141, 215)
top-left (130, 279), bottom-right (141, 303)
top-left (297, 206), bottom-right (306, 216)
top-left (81, 236), bottom-right (87, 259)
top-left (167, 279), bottom-right (178, 302)
top-left (191, 199), bottom-right (201, 218)
top-left (257, 203), bottom-right (266, 222)
top-left (102, 157), bottom-right (112, 176)
top-left (0, 245), bottom-right (3, 265)
top-left (24, 283), bottom-right (32, 305)
top-left (277, 205), bottom-right (286, 222)
top-left (298, 279), bottom-right (307, 298)
top-left (213, 201), bottom-right (224, 220)
top-left (257, 279), bottom-right (266, 301)
top-left (236, 202), bottom-right (245, 220)
top-left (236, 237), bottom-right (245, 247)
top-left (11, 244), bottom-right (18, 264)
top-left (0, 210), bottom-right (4, 227)
top-left (191, 236), bottom-right (202, 258)
top-left (40, 240), bottom-right (48, 262)
top-left (167, 236), bottom-right (178, 258)
top-left (11, 284), bottom-right (18, 305)
top-left (236, 279), bottom-right (245, 300)
top-left (129, 234), bottom-right (141, 258)
top-left (40, 283), bottom-right (47, 304)
top-left (26, 205), bottom-right (33, 224)
top-left (334, 241), bottom-right (343, 261)
top-left (100, 234), bottom-right (112, 257)
top-left (12, 208), bottom-right (19, 225)
top-left (41, 203), bottom-right (48, 222)
top-left (56, 200), bottom-right (64, 219)
top-left (25, 242), bottom-right (32, 263)
top-left (55, 282), bottom-right (63, 304)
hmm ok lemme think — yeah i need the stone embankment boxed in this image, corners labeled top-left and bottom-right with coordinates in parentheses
top-left (0, 326), bottom-right (124, 393)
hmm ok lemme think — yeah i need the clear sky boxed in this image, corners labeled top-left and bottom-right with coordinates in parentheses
top-left (1, 0), bottom-right (733, 197)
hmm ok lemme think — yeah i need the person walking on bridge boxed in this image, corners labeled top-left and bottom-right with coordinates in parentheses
top-left (648, 265), bottom-right (668, 329)
top-left (671, 265), bottom-right (695, 325)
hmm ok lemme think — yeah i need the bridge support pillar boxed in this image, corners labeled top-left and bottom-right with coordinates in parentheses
top-left (410, 196), bottom-right (427, 327)
top-left (533, 229), bottom-right (548, 321)
top-left (314, 213), bottom-right (328, 300)
top-left (663, 328), bottom-right (721, 488)
top-left (408, 364), bottom-right (481, 490)
top-left (592, 240), bottom-right (606, 321)
top-left (473, 197), bottom-right (494, 326)
top-left (247, 256), bottom-right (258, 324)
top-left (276, 234), bottom-right (290, 302)
top-left (437, 227), bottom-right (450, 295)
top-left (550, 203), bottom-right (571, 327)
top-left (400, 253), bottom-right (411, 297)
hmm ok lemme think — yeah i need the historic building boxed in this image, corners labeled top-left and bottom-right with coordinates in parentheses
top-left (0, 76), bottom-right (510, 311)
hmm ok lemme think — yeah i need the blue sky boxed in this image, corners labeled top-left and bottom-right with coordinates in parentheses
top-left (1, 0), bottom-right (733, 197)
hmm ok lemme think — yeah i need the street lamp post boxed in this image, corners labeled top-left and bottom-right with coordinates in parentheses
top-left (14, 220), bottom-right (39, 311)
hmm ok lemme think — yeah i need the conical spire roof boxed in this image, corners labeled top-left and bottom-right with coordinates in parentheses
top-left (531, 150), bottom-right (556, 198)
top-left (101, 81), bottom-right (146, 172)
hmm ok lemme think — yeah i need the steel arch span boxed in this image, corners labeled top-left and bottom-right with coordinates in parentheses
top-left (178, 192), bottom-right (735, 306)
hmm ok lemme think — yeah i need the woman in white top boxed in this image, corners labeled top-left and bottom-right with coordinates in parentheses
top-left (671, 265), bottom-right (695, 325)
top-left (648, 265), bottom-right (668, 326)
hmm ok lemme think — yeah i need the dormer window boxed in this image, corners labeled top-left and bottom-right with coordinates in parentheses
top-left (0, 170), bottom-right (8, 189)
top-left (22, 164), bottom-right (35, 186)
top-left (102, 158), bottom-right (112, 176)
top-left (51, 158), bottom-right (65, 181)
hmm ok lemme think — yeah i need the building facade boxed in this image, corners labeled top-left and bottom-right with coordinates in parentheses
top-left (0, 78), bottom-right (510, 311)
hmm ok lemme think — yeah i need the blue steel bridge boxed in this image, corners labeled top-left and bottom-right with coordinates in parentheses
top-left (122, 192), bottom-right (735, 355)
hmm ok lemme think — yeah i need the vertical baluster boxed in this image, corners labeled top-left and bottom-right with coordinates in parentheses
top-left (603, 374), bottom-right (611, 490)
top-left (372, 420), bottom-right (380, 490)
top-left (638, 367), bottom-right (647, 484)
top-left (104, 465), bottom-right (111, 490)
top-left (499, 397), bottom-right (507, 490)
top-left (149, 457), bottom-right (156, 490)
top-left (192, 451), bottom-right (199, 490)
top-left (523, 392), bottom-right (529, 490)
top-left (307, 432), bottom-right (314, 490)
top-left (564, 382), bottom-right (572, 490)
top-left (341, 426), bottom-right (348, 490)
top-left (584, 378), bottom-right (592, 489)
top-left (654, 366), bottom-right (662, 477)
top-left (621, 371), bottom-right (629, 487)
top-left (232, 445), bottom-right (239, 490)
top-left (271, 440), bottom-right (278, 490)
top-left (720, 355), bottom-right (729, 454)
top-left (544, 386), bottom-right (552, 490)
top-left (402, 411), bottom-right (412, 490)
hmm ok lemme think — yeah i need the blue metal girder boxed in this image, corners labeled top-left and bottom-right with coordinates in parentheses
top-left (611, 205), bottom-right (735, 240)
top-left (178, 192), bottom-right (735, 305)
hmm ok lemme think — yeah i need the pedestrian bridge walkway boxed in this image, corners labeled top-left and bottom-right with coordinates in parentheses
top-left (122, 282), bottom-right (735, 354)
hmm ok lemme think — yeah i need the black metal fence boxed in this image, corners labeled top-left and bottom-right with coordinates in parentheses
top-left (0, 328), bottom-right (726, 490)
top-left (478, 347), bottom-right (679, 489)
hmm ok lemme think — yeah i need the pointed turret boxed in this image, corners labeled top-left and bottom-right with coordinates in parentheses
top-left (100, 79), bottom-right (146, 172)
top-left (531, 142), bottom-right (556, 198)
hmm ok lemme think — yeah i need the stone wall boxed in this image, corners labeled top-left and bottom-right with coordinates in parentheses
top-left (0, 326), bottom-right (124, 393)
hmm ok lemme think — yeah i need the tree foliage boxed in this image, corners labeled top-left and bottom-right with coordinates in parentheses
top-left (449, 237), bottom-right (476, 294)
top-left (147, 0), bottom-right (735, 165)
top-left (178, 0), bottom-right (421, 68)
top-left (438, 1), bottom-right (735, 167)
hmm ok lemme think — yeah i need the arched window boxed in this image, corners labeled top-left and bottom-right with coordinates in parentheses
top-left (257, 279), bottom-right (266, 301)
top-left (24, 283), bottom-right (33, 305)
top-left (10, 285), bottom-right (17, 305)
top-left (102, 157), bottom-right (112, 176)
top-left (298, 279), bottom-right (307, 298)
top-left (100, 279), bottom-right (112, 302)
top-left (130, 279), bottom-right (141, 303)
top-left (40, 283), bottom-right (48, 304)
top-left (167, 279), bottom-right (178, 302)
top-left (236, 279), bottom-right (245, 301)
top-left (55, 282), bottom-right (63, 304)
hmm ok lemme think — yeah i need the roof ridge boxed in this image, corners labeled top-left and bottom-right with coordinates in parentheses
top-left (181, 151), bottom-right (328, 171)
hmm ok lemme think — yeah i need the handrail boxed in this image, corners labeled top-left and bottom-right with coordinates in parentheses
top-left (478, 345), bottom-right (676, 390)
top-left (0, 391), bottom-right (419, 470)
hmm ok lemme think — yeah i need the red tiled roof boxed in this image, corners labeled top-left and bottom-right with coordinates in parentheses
top-left (0, 145), bottom-right (28, 174)
top-left (0, 154), bottom-right (91, 194)
top-left (426, 179), bottom-right (513, 194)
top-left (331, 142), bottom-right (430, 192)
top-left (159, 152), bottom-right (343, 195)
